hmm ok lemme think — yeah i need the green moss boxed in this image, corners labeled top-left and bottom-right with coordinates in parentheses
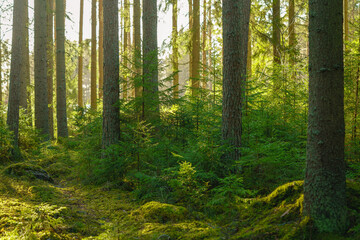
top-left (46, 162), bottom-right (72, 178)
top-left (131, 201), bottom-right (188, 223)
top-left (28, 185), bottom-right (59, 202)
top-left (137, 221), bottom-right (219, 239)
top-left (3, 162), bottom-right (53, 182)
top-left (262, 180), bottom-right (304, 206)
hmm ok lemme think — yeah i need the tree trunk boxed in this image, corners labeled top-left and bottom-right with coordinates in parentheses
top-left (188, 0), bottom-right (193, 84)
top-left (78, 0), bottom-right (84, 107)
top-left (56, 0), bottom-right (68, 138)
top-left (0, 19), bottom-right (2, 106)
top-left (102, 0), bottom-right (120, 148)
top-left (123, 0), bottom-right (129, 100)
top-left (34, 0), bottom-right (50, 138)
top-left (202, 0), bottom-right (207, 89)
top-left (25, 0), bottom-right (31, 118)
top-left (247, 22), bottom-right (252, 77)
top-left (289, 0), bottom-right (295, 65)
top-left (91, 0), bottom-right (97, 110)
top-left (222, 0), bottom-right (251, 164)
top-left (172, 0), bottom-right (179, 99)
top-left (272, 0), bottom-right (281, 64)
top-left (143, 0), bottom-right (159, 121)
top-left (304, 0), bottom-right (347, 234)
top-left (98, 0), bottom-right (104, 99)
top-left (272, 0), bottom-right (281, 91)
top-left (344, 0), bottom-right (349, 43)
top-left (191, 0), bottom-right (200, 96)
top-left (7, 0), bottom-right (27, 146)
top-left (19, 0), bottom-right (29, 112)
top-left (47, 0), bottom-right (54, 139)
top-left (133, 0), bottom-right (141, 100)
top-left (207, 0), bottom-right (212, 91)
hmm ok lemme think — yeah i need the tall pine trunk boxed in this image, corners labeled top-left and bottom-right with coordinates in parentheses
top-left (123, 0), bottom-right (130, 100)
top-left (7, 0), bottom-right (27, 146)
top-left (143, 0), bottom-right (159, 121)
top-left (98, 0), bottom-right (104, 99)
top-left (222, 0), bottom-right (251, 166)
top-left (34, 0), bottom-right (50, 138)
top-left (0, 19), bottom-right (2, 106)
top-left (172, 0), bottom-right (179, 99)
top-left (56, 0), bottom-right (68, 138)
top-left (47, 0), bottom-right (54, 139)
top-left (91, 0), bottom-right (97, 110)
top-left (102, 0), bottom-right (120, 148)
top-left (24, 0), bottom-right (31, 118)
top-left (202, 0), bottom-right (207, 89)
top-left (272, 0), bottom-right (281, 91)
top-left (19, 0), bottom-right (29, 112)
top-left (344, 0), bottom-right (349, 43)
top-left (304, 0), bottom-right (347, 234)
top-left (191, 0), bottom-right (200, 96)
top-left (133, 0), bottom-right (141, 101)
top-left (78, 0), bottom-right (84, 107)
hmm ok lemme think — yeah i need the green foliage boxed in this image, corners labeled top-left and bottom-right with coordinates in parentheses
top-left (208, 175), bottom-right (252, 209)
top-left (169, 161), bottom-right (208, 208)
top-left (0, 107), bottom-right (12, 162)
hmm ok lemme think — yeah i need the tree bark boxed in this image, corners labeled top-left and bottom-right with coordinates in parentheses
top-left (102, 0), bottom-right (120, 148)
top-left (172, 0), bottom-right (179, 99)
top-left (56, 0), bottom-right (68, 138)
top-left (222, 0), bottom-right (251, 164)
top-left (34, 0), bottom-right (50, 138)
top-left (304, 0), bottom-right (347, 233)
top-left (25, 0), bottom-right (31, 118)
top-left (289, 0), bottom-right (295, 65)
top-left (272, 0), bottom-right (281, 65)
top-left (207, 0), bottom-right (212, 91)
top-left (344, 0), bottom-right (349, 43)
top-left (123, 0), bottom-right (129, 100)
top-left (7, 0), bottom-right (27, 145)
top-left (0, 19), bottom-right (2, 106)
top-left (78, 0), bottom-right (84, 107)
top-left (98, 0), bottom-right (104, 99)
top-left (201, 0), bottom-right (207, 89)
top-left (47, 0), bottom-right (54, 139)
top-left (191, 0), bottom-right (200, 96)
top-left (133, 0), bottom-right (141, 100)
top-left (143, 0), bottom-right (159, 121)
top-left (19, 0), bottom-right (29, 112)
top-left (188, 0), bottom-right (193, 84)
top-left (91, 0), bottom-right (97, 110)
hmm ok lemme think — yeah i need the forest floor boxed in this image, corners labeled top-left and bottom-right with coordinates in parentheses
top-left (1, 143), bottom-right (360, 239)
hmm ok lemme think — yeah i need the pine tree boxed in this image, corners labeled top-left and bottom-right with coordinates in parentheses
top-left (172, 0), bottom-right (179, 99)
top-left (304, 0), bottom-right (347, 234)
top-left (133, 0), bottom-right (141, 101)
top-left (34, 0), bottom-right (50, 138)
top-left (143, 0), bottom-right (159, 120)
top-left (91, 0), bottom-right (97, 110)
top-left (78, 0), bottom-right (84, 107)
top-left (98, 0), bottom-right (104, 99)
top-left (19, 0), bottom-right (29, 112)
top-left (191, 0), bottom-right (200, 96)
top-left (7, 0), bottom-right (27, 146)
top-left (102, 0), bottom-right (120, 148)
top-left (47, 0), bottom-right (54, 139)
top-left (55, 0), bottom-right (68, 138)
top-left (221, 0), bottom-right (251, 166)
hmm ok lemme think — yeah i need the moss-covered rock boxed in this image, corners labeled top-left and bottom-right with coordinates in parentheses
top-left (3, 162), bottom-right (53, 182)
top-left (131, 201), bottom-right (188, 223)
top-left (46, 162), bottom-right (72, 178)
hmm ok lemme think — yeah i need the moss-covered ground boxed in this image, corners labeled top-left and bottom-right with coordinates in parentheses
top-left (1, 144), bottom-right (360, 239)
